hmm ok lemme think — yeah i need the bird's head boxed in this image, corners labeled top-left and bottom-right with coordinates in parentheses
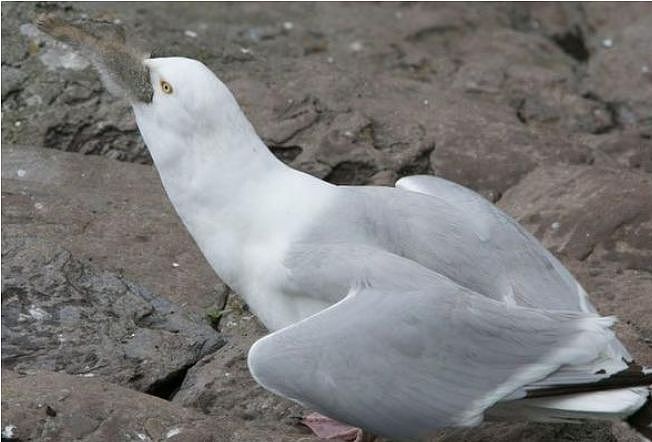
top-left (132, 57), bottom-right (244, 145)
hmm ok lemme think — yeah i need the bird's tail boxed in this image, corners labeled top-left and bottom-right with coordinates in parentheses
top-left (488, 364), bottom-right (652, 440)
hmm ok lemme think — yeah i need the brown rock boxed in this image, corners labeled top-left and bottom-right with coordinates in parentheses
top-left (174, 295), bottom-right (317, 441)
top-left (499, 165), bottom-right (652, 265)
top-left (1, 145), bottom-right (227, 316)
top-left (1, 369), bottom-right (229, 441)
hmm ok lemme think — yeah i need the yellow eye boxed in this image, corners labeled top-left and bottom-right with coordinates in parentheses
top-left (160, 80), bottom-right (173, 94)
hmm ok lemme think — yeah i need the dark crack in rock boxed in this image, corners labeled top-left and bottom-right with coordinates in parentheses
top-left (1, 236), bottom-right (225, 393)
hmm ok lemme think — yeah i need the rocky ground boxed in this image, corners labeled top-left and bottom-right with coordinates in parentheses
top-left (2, 2), bottom-right (651, 441)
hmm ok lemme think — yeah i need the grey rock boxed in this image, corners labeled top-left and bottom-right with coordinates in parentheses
top-left (1, 145), bottom-right (228, 316)
top-left (1, 236), bottom-right (224, 393)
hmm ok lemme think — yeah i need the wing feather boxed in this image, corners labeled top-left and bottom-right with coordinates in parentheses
top-left (249, 265), bottom-right (615, 440)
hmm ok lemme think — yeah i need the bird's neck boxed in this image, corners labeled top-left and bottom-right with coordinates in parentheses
top-left (134, 105), bottom-right (333, 292)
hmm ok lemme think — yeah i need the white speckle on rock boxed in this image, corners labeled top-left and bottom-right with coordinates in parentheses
top-left (28, 305), bottom-right (49, 321)
top-left (136, 433), bottom-right (149, 441)
top-left (601, 38), bottom-right (613, 48)
top-left (165, 427), bottom-right (182, 438)
top-left (79, 373), bottom-right (96, 377)
top-left (2, 425), bottom-right (16, 439)
top-left (224, 372), bottom-right (231, 377)
top-left (14, 121), bottom-right (22, 127)
top-left (184, 30), bottom-right (198, 38)
top-left (551, 221), bottom-right (560, 231)
top-left (344, 131), bottom-right (354, 138)
top-left (113, 18), bottom-right (122, 25)
top-left (327, 56), bottom-right (334, 64)
top-left (282, 21), bottom-right (294, 31)
top-left (423, 99), bottom-right (429, 105)
top-left (642, 65), bottom-right (650, 74)
top-left (34, 202), bottom-right (44, 210)
top-left (172, 262), bottom-right (180, 268)
top-left (25, 95), bottom-right (43, 107)
top-left (19, 23), bottom-right (40, 39)
top-left (395, 11), bottom-right (403, 19)
top-left (240, 47), bottom-right (252, 54)
top-left (349, 41), bottom-right (363, 52)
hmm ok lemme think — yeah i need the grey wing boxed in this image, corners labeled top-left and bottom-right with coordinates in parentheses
top-left (395, 175), bottom-right (594, 313)
top-left (249, 274), bottom-right (615, 440)
top-left (394, 175), bottom-right (632, 363)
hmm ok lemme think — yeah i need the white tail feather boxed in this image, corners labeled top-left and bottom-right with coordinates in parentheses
top-left (488, 387), bottom-right (649, 423)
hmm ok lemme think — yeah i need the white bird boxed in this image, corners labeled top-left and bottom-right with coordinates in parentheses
top-left (38, 15), bottom-right (652, 441)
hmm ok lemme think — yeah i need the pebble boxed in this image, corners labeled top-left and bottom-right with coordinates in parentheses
top-left (28, 306), bottom-right (49, 321)
top-left (2, 425), bottom-right (16, 439)
top-left (349, 41), bottom-right (363, 52)
top-left (165, 428), bottom-right (182, 438)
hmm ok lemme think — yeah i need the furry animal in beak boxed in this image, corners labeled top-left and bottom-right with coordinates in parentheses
top-left (36, 13), bottom-right (153, 103)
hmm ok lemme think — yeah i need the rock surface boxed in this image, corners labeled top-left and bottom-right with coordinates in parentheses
top-left (1, 236), bottom-right (224, 394)
top-left (173, 294), bottom-right (318, 441)
top-left (2, 2), bottom-right (651, 442)
top-left (1, 369), bottom-right (230, 441)
top-left (2, 145), bottom-right (228, 316)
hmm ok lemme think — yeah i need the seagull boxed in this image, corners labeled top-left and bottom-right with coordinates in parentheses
top-left (37, 14), bottom-right (652, 441)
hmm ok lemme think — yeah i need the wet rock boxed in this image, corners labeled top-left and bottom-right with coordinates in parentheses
top-left (1, 145), bottom-right (228, 316)
top-left (1, 369), bottom-right (229, 441)
top-left (1, 236), bottom-right (224, 393)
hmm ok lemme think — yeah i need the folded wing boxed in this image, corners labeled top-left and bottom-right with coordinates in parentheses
top-left (249, 269), bottom-right (616, 440)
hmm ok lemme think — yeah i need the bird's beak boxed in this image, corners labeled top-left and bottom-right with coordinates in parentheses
top-left (35, 14), bottom-right (153, 104)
